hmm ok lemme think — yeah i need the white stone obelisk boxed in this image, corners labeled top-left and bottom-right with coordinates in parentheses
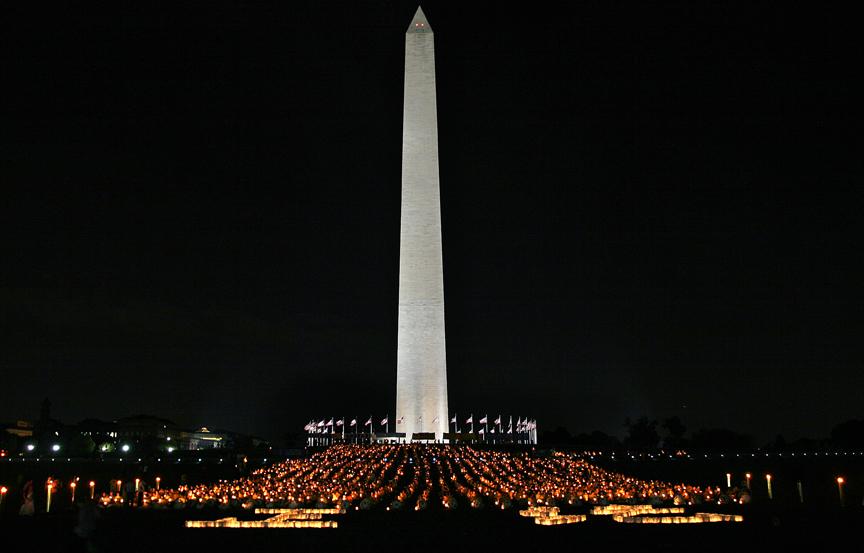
top-left (395, 6), bottom-right (449, 442)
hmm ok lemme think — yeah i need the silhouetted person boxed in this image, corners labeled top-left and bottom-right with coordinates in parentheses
top-left (20, 479), bottom-right (34, 515)
top-left (73, 497), bottom-right (101, 553)
top-left (122, 480), bottom-right (135, 506)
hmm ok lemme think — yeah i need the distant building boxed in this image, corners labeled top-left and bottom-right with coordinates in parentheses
top-left (6, 399), bottom-right (270, 455)
top-left (77, 418), bottom-right (118, 443)
top-left (181, 427), bottom-right (227, 450)
top-left (4, 420), bottom-right (34, 439)
top-left (1, 420), bottom-right (34, 454)
top-left (114, 414), bottom-right (183, 442)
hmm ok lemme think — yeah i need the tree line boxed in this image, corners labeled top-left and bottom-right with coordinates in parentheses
top-left (539, 417), bottom-right (864, 452)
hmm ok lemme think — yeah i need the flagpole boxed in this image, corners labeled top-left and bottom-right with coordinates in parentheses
top-left (522, 417), bottom-right (526, 444)
top-left (517, 417), bottom-right (521, 444)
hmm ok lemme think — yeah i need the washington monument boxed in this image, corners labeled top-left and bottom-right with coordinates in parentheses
top-left (395, 7), bottom-right (449, 441)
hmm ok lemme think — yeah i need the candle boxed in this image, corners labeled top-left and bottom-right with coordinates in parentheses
top-left (0, 486), bottom-right (7, 509)
top-left (765, 474), bottom-right (773, 500)
top-left (796, 481), bottom-right (803, 503)
top-left (46, 480), bottom-right (53, 513)
top-left (725, 473), bottom-right (731, 488)
top-left (89, 481), bottom-right (96, 500)
top-left (70, 482), bottom-right (77, 503)
top-left (837, 477), bottom-right (845, 507)
top-left (156, 477), bottom-right (161, 490)
top-left (745, 473), bottom-right (751, 489)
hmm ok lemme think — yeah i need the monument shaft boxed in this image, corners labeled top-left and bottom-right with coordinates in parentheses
top-left (395, 7), bottom-right (449, 441)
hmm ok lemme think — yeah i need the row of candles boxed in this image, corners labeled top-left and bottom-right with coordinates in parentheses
top-left (724, 472), bottom-right (848, 505)
top-left (0, 476), bottom-right (163, 513)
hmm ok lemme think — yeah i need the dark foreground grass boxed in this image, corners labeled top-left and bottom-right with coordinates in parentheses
top-left (2, 503), bottom-right (860, 553)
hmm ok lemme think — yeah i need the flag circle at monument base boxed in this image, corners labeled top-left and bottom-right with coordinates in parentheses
top-left (302, 416), bottom-right (538, 446)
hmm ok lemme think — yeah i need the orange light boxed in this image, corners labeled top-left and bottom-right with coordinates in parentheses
top-left (0, 486), bottom-right (7, 494)
top-left (837, 477), bottom-right (844, 485)
top-left (70, 482), bottom-right (77, 488)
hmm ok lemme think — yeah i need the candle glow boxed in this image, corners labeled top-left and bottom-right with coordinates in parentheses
top-left (144, 445), bottom-right (725, 515)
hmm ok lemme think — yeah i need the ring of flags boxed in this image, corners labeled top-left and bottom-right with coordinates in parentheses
top-left (304, 414), bottom-right (537, 435)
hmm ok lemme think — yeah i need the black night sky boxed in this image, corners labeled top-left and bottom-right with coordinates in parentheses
top-left (2, 1), bottom-right (862, 443)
